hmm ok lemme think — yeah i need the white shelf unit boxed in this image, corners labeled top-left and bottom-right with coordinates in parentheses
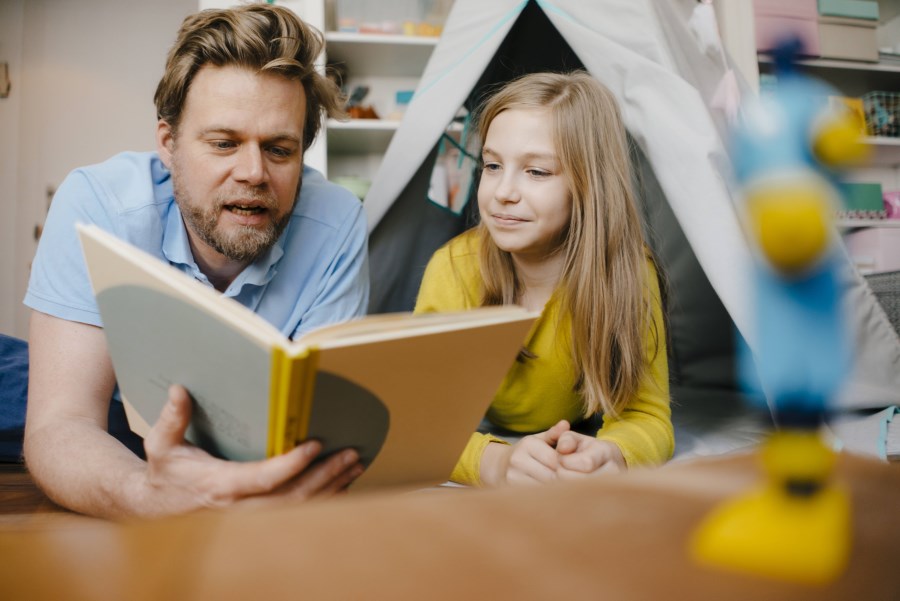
top-left (757, 54), bottom-right (900, 97)
top-left (759, 54), bottom-right (900, 217)
top-left (838, 218), bottom-right (900, 229)
top-left (868, 136), bottom-right (900, 168)
top-left (323, 32), bottom-right (439, 183)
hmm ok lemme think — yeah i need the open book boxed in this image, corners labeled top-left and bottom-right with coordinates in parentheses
top-left (77, 224), bottom-right (537, 492)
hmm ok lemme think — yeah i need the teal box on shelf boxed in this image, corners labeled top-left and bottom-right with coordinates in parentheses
top-left (838, 181), bottom-right (885, 218)
top-left (817, 0), bottom-right (879, 20)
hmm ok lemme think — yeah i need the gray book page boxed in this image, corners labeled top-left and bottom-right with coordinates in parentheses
top-left (98, 285), bottom-right (272, 461)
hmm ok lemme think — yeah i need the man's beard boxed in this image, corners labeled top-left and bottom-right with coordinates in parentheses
top-left (172, 170), bottom-right (295, 264)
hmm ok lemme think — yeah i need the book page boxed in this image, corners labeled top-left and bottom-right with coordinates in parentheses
top-left (98, 284), bottom-right (274, 460)
top-left (78, 224), bottom-right (285, 349)
top-left (309, 313), bottom-right (536, 492)
top-left (79, 224), bottom-right (279, 460)
top-left (292, 306), bottom-right (536, 351)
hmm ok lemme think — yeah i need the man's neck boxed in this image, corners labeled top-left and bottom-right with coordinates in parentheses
top-left (185, 234), bottom-right (248, 293)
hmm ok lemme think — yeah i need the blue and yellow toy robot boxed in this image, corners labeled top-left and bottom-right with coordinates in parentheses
top-left (691, 40), bottom-right (868, 585)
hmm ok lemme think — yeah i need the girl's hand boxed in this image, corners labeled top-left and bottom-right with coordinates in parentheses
top-left (479, 420), bottom-right (571, 486)
top-left (555, 433), bottom-right (626, 478)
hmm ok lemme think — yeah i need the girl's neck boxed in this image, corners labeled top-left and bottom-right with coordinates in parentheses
top-left (512, 251), bottom-right (566, 312)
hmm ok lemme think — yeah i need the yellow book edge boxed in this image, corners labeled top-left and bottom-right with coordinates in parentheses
top-left (267, 346), bottom-right (320, 457)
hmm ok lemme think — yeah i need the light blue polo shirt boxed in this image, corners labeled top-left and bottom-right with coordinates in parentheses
top-left (25, 151), bottom-right (369, 340)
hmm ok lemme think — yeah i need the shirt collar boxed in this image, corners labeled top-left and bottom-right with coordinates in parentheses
top-left (161, 203), bottom-right (285, 297)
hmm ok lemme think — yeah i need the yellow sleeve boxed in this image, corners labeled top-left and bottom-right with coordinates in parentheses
top-left (595, 260), bottom-right (674, 467)
top-left (448, 432), bottom-right (510, 486)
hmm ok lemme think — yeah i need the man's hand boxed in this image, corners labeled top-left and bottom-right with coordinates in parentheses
top-left (555, 432), bottom-right (626, 478)
top-left (140, 385), bottom-right (364, 516)
top-left (479, 420), bottom-right (571, 486)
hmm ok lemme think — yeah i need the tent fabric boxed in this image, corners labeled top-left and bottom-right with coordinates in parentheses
top-left (363, 0), bottom-right (900, 413)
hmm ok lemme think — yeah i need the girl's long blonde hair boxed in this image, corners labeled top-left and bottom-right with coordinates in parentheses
top-left (475, 71), bottom-right (660, 418)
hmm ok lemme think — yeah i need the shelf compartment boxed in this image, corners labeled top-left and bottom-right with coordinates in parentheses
top-left (758, 54), bottom-right (900, 95)
top-left (837, 218), bottom-right (900, 229)
top-left (325, 32), bottom-right (437, 77)
top-left (866, 137), bottom-right (900, 167)
top-left (327, 119), bottom-right (400, 154)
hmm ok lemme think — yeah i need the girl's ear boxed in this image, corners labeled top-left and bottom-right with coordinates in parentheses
top-left (156, 120), bottom-right (175, 168)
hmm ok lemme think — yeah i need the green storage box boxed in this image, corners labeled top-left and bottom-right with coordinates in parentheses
top-left (818, 0), bottom-right (879, 20)
top-left (838, 181), bottom-right (885, 218)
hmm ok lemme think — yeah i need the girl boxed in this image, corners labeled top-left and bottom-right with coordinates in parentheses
top-left (415, 71), bottom-right (673, 486)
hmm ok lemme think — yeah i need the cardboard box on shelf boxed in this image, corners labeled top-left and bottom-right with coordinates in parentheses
top-left (818, 15), bottom-right (879, 62)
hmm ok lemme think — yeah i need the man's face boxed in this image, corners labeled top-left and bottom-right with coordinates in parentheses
top-left (157, 64), bottom-right (306, 265)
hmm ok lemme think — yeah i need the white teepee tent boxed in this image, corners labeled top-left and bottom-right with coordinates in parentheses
top-left (362, 0), bottom-right (900, 448)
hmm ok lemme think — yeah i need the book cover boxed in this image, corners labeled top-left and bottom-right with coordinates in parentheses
top-left (77, 224), bottom-right (537, 491)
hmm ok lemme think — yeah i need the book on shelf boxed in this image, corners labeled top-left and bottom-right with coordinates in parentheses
top-left (826, 405), bottom-right (900, 463)
top-left (877, 50), bottom-right (900, 65)
top-left (77, 224), bottom-right (537, 492)
top-left (887, 412), bottom-right (899, 462)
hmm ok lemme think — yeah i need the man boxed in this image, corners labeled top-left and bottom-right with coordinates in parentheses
top-left (23, 4), bottom-right (368, 518)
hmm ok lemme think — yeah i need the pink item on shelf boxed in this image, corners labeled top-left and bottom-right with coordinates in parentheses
top-left (751, 0), bottom-right (817, 19)
top-left (755, 16), bottom-right (821, 55)
top-left (884, 191), bottom-right (900, 219)
top-left (752, 0), bottom-right (821, 56)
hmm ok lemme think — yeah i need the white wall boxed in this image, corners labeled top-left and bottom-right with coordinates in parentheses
top-left (0, 0), bottom-right (25, 336)
top-left (1, 0), bottom-right (195, 338)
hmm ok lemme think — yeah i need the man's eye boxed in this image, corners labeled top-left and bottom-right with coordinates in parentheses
top-left (212, 140), bottom-right (235, 150)
top-left (268, 146), bottom-right (293, 158)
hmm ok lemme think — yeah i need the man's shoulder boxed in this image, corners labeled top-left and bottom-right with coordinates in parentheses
top-left (70, 151), bottom-right (171, 214)
top-left (294, 166), bottom-right (363, 230)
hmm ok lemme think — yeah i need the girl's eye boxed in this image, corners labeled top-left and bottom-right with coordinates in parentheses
top-left (528, 169), bottom-right (550, 177)
top-left (483, 163), bottom-right (501, 172)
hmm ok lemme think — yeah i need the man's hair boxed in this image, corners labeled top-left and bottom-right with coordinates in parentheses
top-left (474, 71), bottom-right (663, 419)
top-left (154, 3), bottom-right (344, 151)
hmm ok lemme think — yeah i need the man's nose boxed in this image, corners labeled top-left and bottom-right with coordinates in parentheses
top-left (233, 145), bottom-right (267, 185)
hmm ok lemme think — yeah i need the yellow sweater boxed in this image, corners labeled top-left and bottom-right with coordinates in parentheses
top-left (414, 230), bottom-right (674, 485)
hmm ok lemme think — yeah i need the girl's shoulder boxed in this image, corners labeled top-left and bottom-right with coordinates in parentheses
top-left (445, 228), bottom-right (481, 258)
top-left (641, 249), bottom-right (665, 306)
top-left (417, 229), bottom-right (483, 312)
top-left (430, 228), bottom-right (481, 271)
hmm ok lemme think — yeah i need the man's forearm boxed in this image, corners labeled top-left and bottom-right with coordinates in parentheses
top-left (25, 418), bottom-right (151, 518)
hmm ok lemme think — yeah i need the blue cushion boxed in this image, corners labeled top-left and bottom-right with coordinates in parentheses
top-left (0, 334), bottom-right (29, 462)
top-left (0, 334), bottom-right (145, 462)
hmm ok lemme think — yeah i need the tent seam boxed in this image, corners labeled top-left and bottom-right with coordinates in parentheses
top-left (417, 0), bottom-right (529, 98)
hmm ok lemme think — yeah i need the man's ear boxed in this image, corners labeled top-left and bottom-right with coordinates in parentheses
top-left (157, 120), bottom-right (175, 168)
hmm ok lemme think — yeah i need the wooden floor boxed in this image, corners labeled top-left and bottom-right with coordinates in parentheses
top-left (1, 453), bottom-right (898, 600)
top-left (0, 463), bottom-right (64, 519)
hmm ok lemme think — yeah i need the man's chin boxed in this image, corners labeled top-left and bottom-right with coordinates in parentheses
top-left (212, 225), bottom-right (278, 263)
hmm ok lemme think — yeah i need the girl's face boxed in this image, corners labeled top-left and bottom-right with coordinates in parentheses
top-left (478, 108), bottom-right (572, 261)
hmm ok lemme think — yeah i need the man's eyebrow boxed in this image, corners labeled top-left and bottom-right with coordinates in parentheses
top-left (199, 127), bottom-right (301, 144)
top-left (199, 126), bottom-right (239, 137)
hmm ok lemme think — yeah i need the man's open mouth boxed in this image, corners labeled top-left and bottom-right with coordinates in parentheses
top-left (225, 204), bottom-right (267, 216)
